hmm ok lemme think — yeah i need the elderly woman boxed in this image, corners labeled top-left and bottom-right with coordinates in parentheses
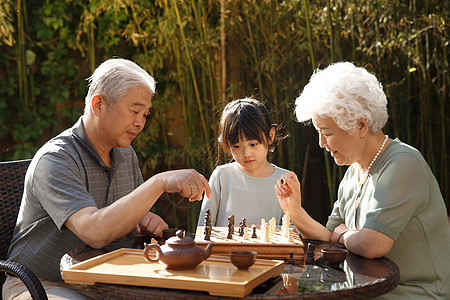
top-left (276, 62), bottom-right (450, 299)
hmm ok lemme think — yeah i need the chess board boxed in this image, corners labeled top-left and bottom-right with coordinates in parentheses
top-left (194, 226), bottom-right (304, 260)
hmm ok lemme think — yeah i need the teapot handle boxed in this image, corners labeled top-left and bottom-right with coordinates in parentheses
top-left (143, 243), bottom-right (161, 262)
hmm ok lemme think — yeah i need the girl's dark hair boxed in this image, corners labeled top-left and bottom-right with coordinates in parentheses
top-left (219, 98), bottom-right (277, 154)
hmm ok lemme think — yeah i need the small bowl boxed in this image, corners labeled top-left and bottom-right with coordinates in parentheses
top-left (229, 251), bottom-right (257, 270)
top-left (321, 247), bottom-right (348, 267)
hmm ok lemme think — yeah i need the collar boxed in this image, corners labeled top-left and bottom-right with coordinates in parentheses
top-left (71, 117), bottom-right (125, 169)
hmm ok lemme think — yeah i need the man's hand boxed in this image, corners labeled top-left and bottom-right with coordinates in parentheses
top-left (134, 211), bottom-right (168, 238)
top-left (158, 169), bottom-right (211, 201)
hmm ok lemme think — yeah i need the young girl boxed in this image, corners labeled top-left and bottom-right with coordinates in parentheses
top-left (198, 98), bottom-right (289, 226)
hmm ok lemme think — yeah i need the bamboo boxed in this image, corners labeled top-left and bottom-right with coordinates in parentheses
top-left (220, 0), bottom-right (226, 108)
top-left (16, 0), bottom-right (25, 108)
top-left (171, 0), bottom-right (213, 170)
top-left (303, 0), bottom-right (315, 68)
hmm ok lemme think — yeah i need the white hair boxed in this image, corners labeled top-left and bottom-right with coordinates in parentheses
top-left (84, 58), bottom-right (156, 114)
top-left (295, 62), bottom-right (388, 134)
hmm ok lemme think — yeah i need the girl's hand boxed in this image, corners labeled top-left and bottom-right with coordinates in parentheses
top-left (274, 171), bottom-right (302, 214)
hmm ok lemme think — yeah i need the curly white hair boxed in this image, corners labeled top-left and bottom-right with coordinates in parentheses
top-left (295, 62), bottom-right (388, 134)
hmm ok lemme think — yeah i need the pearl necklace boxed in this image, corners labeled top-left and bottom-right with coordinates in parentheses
top-left (358, 135), bottom-right (389, 186)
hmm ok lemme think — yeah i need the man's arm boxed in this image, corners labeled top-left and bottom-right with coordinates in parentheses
top-left (65, 169), bottom-right (210, 249)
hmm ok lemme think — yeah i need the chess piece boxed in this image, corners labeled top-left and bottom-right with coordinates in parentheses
top-left (269, 217), bottom-right (276, 233)
top-left (204, 228), bottom-right (211, 241)
top-left (227, 220), bottom-right (233, 239)
top-left (288, 228), bottom-right (294, 242)
top-left (243, 227), bottom-right (249, 240)
top-left (288, 251), bottom-right (294, 265)
top-left (264, 223), bottom-right (270, 242)
top-left (251, 225), bottom-right (257, 238)
top-left (238, 220), bottom-right (245, 236)
top-left (305, 243), bottom-right (315, 265)
top-left (204, 209), bottom-right (211, 227)
top-left (228, 215), bottom-right (235, 234)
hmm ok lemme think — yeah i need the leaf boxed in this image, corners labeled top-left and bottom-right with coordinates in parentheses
top-left (26, 50), bottom-right (36, 65)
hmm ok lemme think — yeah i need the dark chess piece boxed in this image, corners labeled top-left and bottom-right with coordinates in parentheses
top-left (228, 215), bottom-right (235, 234)
top-left (238, 221), bottom-right (245, 236)
top-left (288, 251), bottom-right (294, 265)
top-left (251, 225), bottom-right (257, 238)
top-left (305, 243), bottom-right (315, 265)
top-left (204, 227), bottom-right (211, 241)
top-left (227, 221), bottom-right (233, 239)
top-left (204, 209), bottom-right (211, 227)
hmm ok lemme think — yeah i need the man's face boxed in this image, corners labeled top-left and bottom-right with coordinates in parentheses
top-left (100, 86), bottom-right (152, 148)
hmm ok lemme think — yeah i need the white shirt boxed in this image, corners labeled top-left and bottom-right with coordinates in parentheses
top-left (197, 162), bottom-right (289, 226)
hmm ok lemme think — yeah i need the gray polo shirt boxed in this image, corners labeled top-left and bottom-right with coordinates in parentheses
top-left (7, 117), bottom-right (143, 281)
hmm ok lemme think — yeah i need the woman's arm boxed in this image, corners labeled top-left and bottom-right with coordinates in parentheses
top-left (337, 227), bottom-right (394, 258)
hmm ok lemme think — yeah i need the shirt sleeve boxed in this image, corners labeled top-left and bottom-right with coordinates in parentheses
top-left (363, 151), bottom-right (428, 240)
top-left (32, 152), bottom-right (97, 230)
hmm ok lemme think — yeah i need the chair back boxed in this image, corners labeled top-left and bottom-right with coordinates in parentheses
top-left (0, 159), bottom-right (31, 284)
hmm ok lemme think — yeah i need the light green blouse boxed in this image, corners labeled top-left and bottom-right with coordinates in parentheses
top-left (326, 139), bottom-right (450, 299)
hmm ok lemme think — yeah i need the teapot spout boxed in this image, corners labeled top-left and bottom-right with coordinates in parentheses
top-left (203, 242), bottom-right (215, 260)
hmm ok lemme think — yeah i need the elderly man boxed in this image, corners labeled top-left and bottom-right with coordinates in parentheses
top-left (3, 58), bottom-right (210, 299)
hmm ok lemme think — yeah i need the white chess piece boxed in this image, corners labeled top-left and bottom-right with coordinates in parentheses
top-left (282, 213), bottom-right (290, 237)
top-left (269, 217), bottom-right (276, 233)
top-left (264, 223), bottom-right (270, 242)
top-left (243, 227), bottom-right (249, 240)
top-left (288, 228), bottom-right (294, 242)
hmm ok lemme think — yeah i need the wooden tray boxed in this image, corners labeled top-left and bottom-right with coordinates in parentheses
top-left (195, 226), bottom-right (304, 260)
top-left (61, 248), bottom-right (284, 298)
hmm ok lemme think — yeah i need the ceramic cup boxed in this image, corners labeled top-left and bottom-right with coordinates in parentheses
top-left (229, 250), bottom-right (257, 270)
top-left (321, 247), bottom-right (348, 268)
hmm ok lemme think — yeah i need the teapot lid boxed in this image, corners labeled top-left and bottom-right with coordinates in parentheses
top-left (166, 229), bottom-right (195, 246)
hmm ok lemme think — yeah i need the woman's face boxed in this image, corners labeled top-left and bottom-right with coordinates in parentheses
top-left (312, 115), bottom-right (361, 166)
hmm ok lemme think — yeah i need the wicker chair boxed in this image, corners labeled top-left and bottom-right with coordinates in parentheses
top-left (0, 159), bottom-right (48, 299)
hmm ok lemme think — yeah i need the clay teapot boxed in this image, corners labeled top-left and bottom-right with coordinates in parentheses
top-left (143, 229), bottom-right (214, 269)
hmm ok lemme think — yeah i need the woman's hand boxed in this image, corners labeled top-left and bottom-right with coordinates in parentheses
top-left (274, 171), bottom-right (332, 242)
top-left (274, 171), bottom-right (303, 215)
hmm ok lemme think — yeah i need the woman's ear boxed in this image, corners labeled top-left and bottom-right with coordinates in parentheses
top-left (357, 117), bottom-right (369, 137)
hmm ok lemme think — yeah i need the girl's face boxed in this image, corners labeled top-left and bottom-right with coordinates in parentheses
top-left (229, 128), bottom-right (275, 177)
top-left (312, 115), bottom-right (361, 166)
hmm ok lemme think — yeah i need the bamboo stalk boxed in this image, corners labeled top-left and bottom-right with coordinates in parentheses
top-left (220, 0), bottom-right (226, 108)
top-left (303, 0), bottom-right (315, 68)
top-left (16, 0), bottom-right (25, 109)
top-left (327, 0), bottom-right (335, 62)
top-left (171, 0), bottom-right (213, 170)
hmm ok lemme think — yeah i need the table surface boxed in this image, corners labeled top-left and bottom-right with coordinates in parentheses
top-left (61, 239), bottom-right (399, 299)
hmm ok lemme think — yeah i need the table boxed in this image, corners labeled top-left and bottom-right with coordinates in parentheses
top-left (60, 239), bottom-right (399, 299)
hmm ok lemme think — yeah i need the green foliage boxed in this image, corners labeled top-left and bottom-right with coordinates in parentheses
top-left (0, 0), bottom-right (448, 230)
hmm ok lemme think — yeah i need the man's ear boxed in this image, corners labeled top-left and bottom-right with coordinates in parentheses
top-left (91, 95), bottom-right (106, 117)
top-left (357, 117), bottom-right (369, 137)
